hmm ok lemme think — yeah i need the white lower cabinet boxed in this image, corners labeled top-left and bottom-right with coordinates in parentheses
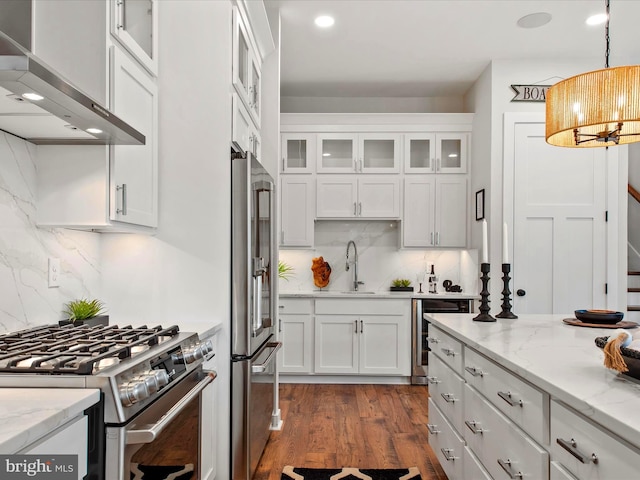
top-left (464, 446), bottom-right (493, 480)
top-left (464, 384), bottom-right (549, 480)
top-left (278, 298), bottom-right (313, 373)
top-left (550, 461), bottom-right (579, 480)
top-left (313, 298), bottom-right (410, 375)
top-left (428, 398), bottom-right (465, 479)
top-left (550, 400), bottom-right (640, 480)
top-left (22, 415), bottom-right (88, 480)
top-left (428, 353), bottom-right (465, 434)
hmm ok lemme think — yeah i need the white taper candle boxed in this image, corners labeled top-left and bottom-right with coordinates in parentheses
top-left (502, 222), bottom-right (509, 264)
top-left (482, 219), bottom-right (488, 264)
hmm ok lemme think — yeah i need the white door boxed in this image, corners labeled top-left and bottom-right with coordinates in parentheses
top-left (314, 315), bottom-right (358, 374)
top-left (359, 315), bottom-right (408, 375)
top-left (403, 176), bottom-right (435, 247)
top-left (435, 176), bottom-right (467, 247)
top-left (316, 176), bottom-right (357, 218)
top-left (512, 122), bottom-right (606, 314)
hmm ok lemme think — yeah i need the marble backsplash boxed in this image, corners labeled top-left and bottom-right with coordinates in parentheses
top-left (279, 221), bottom-right (479, 294)
top-left (0, 133), bottom-right (102, 333)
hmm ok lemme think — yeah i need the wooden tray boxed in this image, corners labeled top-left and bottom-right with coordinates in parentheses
top-left (563, 318), bottom-right (639, 329)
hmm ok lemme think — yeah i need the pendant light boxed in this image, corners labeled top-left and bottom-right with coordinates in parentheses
top-left (545, 0), bottom-right (640, 147)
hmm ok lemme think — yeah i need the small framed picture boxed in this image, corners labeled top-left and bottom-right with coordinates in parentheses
top-left (475, 189), bottom-right (485, 221)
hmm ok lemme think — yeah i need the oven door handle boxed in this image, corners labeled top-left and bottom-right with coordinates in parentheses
top-left (251, 341), bottom-right (282, 373)
top-left (126, 371), bottom-right (217, 445)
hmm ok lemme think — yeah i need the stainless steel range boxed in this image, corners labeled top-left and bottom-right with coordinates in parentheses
top-left (0, 323), bottom-right (215, 480)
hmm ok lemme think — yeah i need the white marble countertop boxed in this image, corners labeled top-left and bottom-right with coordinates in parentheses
top-left (426, 313), bottom-right (640, 447)
top-left (281, 291), bottom-right (478, 300)
top-left (0, 388), bottom-right (100, 453)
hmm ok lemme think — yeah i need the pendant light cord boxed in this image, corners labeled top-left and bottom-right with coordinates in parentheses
top-left (605, 0), bottom-right (610, 68)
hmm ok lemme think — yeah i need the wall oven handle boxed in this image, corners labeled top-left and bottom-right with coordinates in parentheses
top-left (251, 341), bottom-right (282, 373)
top-left (126, 371), bottom-right (217, 445)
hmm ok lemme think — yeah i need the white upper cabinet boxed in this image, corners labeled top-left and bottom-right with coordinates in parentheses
top-left (110, 0), bottom-right (158, 76)
top-left (317, 133), bottom-right (400, 173)
top-left (232, 6), bottom-right (261, 129)
top-left (232, 93), bottom-right (261, 159)
top-left (281, 133), bottom-right (316, 173)
top-left (316, 176), bottom-right (400, 219)
top-left (405, 133), bottom-right (467, 174)
top-left (110, 45), bottom-right (158, 227)
top-left (280, 176), bottom-right (315, 247)
top-left (403, 176), bottom-right (467, 248)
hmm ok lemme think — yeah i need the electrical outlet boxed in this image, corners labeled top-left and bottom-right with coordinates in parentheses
top-left (48, 257), bottom-right (60, 288)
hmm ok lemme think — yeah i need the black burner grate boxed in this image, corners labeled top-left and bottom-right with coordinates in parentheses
top-left (0, 324), bottom-right (180, 374)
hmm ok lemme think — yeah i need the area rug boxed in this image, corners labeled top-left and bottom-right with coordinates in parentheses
top-left (281, 466), bottom-right (422, 480)
top-left (130, 463), bottom-right (194, 480)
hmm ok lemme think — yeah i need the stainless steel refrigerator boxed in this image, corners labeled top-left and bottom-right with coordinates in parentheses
top-left (230, 146), bottom-right (281, 480)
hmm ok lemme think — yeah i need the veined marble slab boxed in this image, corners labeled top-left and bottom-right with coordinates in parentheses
top-left (281, 291), bottom-right (478, 300)
top-left (426, 313), bottom-right (640, 448)
top-left (0, 388), bottom-right (100, 453)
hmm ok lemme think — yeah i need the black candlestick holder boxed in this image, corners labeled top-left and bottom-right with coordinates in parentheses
top-left (496, 263), bottom-right (518, 319)
top-left (473, 262), bottom-right (495, 322)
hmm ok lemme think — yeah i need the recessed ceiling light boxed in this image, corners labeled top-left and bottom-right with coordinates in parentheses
top-left (315, 15), bottom-right (335, 28)
top-left (22, 92), bottom-right (44, 101)
top-left (86, 128), bottom-right (103, 134)
top-left (517, 12), bottom-right (552, 29)
top-left (586, 13), bottom-right (608, 26)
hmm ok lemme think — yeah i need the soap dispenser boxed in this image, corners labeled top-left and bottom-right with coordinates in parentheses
top-left (428, 265), bottom-right (437, 294)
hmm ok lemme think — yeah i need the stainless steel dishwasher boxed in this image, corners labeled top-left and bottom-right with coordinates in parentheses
top-left (411, 297), bottom-right (473, 384)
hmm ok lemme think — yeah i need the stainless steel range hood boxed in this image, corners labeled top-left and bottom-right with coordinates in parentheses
top-left (0, 31), bottom-right (145, 146)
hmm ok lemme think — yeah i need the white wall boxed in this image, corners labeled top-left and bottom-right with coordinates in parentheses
top-left (100, 1), bottom-right (233, 478)
top-left (282, 95), bottom-right (465, 113)
top-left (0, 133), bottom-right (102, 333)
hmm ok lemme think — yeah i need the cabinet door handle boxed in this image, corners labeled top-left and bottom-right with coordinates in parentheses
top-left (440, 393), bottom-right (457, 403)
top-left (437, 157), bottom-right (441, 172)
top-left (353, 202), bottom-right (357, 216)
top-left (355, 319), bottom-right (358, 333)
top-left (430, 232), bottom-right (434, 245)
top-left (360, 319), bottom-right (363, 333)
top-left (431, 158), bottom-right (436, 172)
top-left (497, 458), bottom-right (523, 479)
top-left (278, 305), bottom-right (285, 309)
top-left (441, 347), bottom-right (456, 357)
top-left (426, 423), bottom-right (440, 435)
top-left (465, 366), bottom-right (484, 377)
top-left (497, 391), bottom-right (523, 407)
top-left (465, 420), bottom-right (484, 435)
top-left (278, 318), bottom-right (282, 333)
top-left (282, 157), bottom-right (285, 171)
top-left (556, 438), bottom-right (598, 464)
top-left (440, 448), bottom-right (457, 462)
top-left (426, 376), bottom-right (440, 385)
top-left (436, 231), bottom-right (440, 245)
top-left (116, 183), bottom-right (128, 215)
top-left (358, 202), bottom-right (362, 216)
top-left (427, 337), bottom-right (440, 344)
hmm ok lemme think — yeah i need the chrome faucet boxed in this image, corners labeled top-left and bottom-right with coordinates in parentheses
top-left (345, 240), bottom-right (364, 291)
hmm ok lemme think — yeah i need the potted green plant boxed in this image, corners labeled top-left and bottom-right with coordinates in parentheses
top-left (59, 298), bottom-right (109, 327)
top-left (278, 260), bottom-right (295, 281)
top-left (390, 278), bottom-right (413, 292)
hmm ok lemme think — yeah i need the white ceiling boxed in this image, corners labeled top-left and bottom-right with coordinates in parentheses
top-left (265, 0), bottom-right (640, 98)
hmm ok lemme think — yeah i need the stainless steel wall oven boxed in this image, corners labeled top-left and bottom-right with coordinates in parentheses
top-left (411, 298), bottom-right (472, 384)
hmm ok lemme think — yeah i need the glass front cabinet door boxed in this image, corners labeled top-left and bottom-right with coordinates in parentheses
top-left (359, 133), bottom-right (400, 173)
top-left (281, 134), bottom-right (316, 173)
top-left (232, 7), bottom-right (261, 128)
top-left (111, 0), bottom-right (158, 75)
top-left (317, 133), bottom-right (357, 172)
top-left (405, 133), bottom-right (467, 174)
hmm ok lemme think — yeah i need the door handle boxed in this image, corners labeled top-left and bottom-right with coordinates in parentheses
top-left (556, 438), bottom-right (598, 464)
top-left (116, 183), bottom-right (127, 215)
top-left (516, 289), bottom-right (526, 297)
top-left (251, 341), bottom-right (282, 373)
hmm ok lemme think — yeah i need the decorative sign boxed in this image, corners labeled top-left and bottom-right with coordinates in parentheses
top-left (510, 84), bottom-right (551, 103)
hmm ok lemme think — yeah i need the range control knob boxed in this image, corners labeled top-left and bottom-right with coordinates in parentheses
top-left (119, 380), bottom-right (150, 407)
top-left (153, 369), bottom-right (170, 388)
top-left (184, 344), bottom-right (205, 364)
top-left (201, 340), bottom-right (214, 356)
top-left (137, 371), bottom-right (159, 394)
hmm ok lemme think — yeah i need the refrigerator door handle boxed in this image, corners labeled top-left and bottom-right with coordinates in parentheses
top-left (251, 341), bottom-right (282, 373)
top-left (253, 274), bottom-right (263, 334)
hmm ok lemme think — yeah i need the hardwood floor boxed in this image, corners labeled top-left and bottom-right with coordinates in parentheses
top-left (253, 383), bottom-right (447, 480)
